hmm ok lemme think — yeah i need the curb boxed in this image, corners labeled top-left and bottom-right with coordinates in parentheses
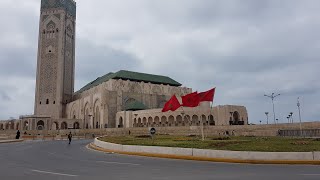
top-left (88, 143), bottom-right (320, 165)
top-left (0, 139), bottom-right (24, 144)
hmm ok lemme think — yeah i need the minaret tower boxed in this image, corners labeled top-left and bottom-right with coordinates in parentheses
top-left (34, 0), bottom-right (76, 118)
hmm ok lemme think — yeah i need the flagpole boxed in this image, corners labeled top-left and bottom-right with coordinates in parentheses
top-left (199, 106), bottom-right (204, 141)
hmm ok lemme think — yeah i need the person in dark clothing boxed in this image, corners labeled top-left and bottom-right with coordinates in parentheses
top-left (68, 132), bottom-right (72, 144)
top-left (16, 130), bottom-right (20, 139)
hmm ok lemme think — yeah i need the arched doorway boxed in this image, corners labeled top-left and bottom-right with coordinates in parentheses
top-left (94, 105), bottom-right (100, 129)
top-left (233, 111), bottom-right (240, 125)
top-left (5, 123), bottom-right (9, 130)
top-left (148, 117), bottom-right (153, 127)
top-left (201, 115), bottom-right (207, 125)
top-left (37, 120), bottom-right (45, 130)
top-left (176, 115), bottom-right (182, 126)
top-left (168, 115), bottom-right (174, 126)
top-left (118, 117), bottom-right (123, 128)
top-left (61, 122), bottom-right (67, 130)
top-left (51, 122), bottom-right (59, 130)
top-left (23, 121), bottom-right (29, 130)
top-left (192, 115), bottom-right (198, 125)
top-left (74, 122), bottom-right (80, 129)
top-left (184, 115), bottom-right (190, 126)
top-left (154, 116), bottom-right (160, 126)
top-left (209, 115), bottom-right (215, 126)
top-left (161, 116), bottom-right (167, 127)
top-left (0, 124), bottom-right (3, 130)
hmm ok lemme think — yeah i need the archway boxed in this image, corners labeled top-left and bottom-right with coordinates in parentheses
top-left (95, 106), bottom-right (100, 129)
top-left (138, 118), bottom-right (142, 127)
top-left (37, 120), bottom-right (45, 130)
top-left (209, 115), bottom-right (215, 126)
top-left (0, 124), bottom-right (3, 130)
top-left (201, 115), bottom-right (207, 125)
top-left (5, 123), bottom-right (9, 130)
top-left (192, 115), bottom-right (198, 126)
top-left (161, 116), bottom-right (167, 127)
top-left (61, 122), bottom-right (67, 130)
top-left (74, 122), bottom-right (80, 129)
top-left (118, 117), bottom-right (123, 128)
top-left (176, 115), bottom-right (182, 126)
top-left (148, 117), bottom-right (153, 127)
top-left (23, 121), bottom-right (29, 130)
top-left (10, 122), bottom-right (14, 130)
top-left (51, 122), bottom-right (59, 130)
top-left (184, 115), bottom-right (190, 126)
top-left (154, 116), bottom-right (160, 126)
top-left (168, 115), bottom-right (174, 126)
top-left (142, 117), bottom-right (147, 126)
top-left (233, 111), bottom-right (240, 124)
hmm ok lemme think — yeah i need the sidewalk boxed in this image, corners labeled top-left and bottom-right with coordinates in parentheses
top-left (0, 139), bottom-right (24, 144)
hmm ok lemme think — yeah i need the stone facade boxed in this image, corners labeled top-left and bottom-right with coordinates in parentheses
top-left (34, 0), bottom-right (76, 119)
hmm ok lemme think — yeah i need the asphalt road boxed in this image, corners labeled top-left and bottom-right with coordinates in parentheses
top-left (0, 140), bottom-right (320, 180)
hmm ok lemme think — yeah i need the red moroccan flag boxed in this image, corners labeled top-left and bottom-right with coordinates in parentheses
top-left (199, 88), bottom-right (215, 102)
top-left (162, 95), bottom-right (181, 112)
top-left (182, 92), bottom-right (200, 107)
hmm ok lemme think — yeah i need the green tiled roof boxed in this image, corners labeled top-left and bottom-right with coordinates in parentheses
top-left (76, 70), bottom-right (181, 94)
top-left (125, 101), bottom-right (147, 111)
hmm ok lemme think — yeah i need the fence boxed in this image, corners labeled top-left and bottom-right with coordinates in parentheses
top-left (279, 129), bottom-right (320, 137)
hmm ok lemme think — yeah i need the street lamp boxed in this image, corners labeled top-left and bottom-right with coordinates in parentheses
top-left (297, 97), bottom-right (302, 136)
top-left (264, 93), bottom-right (281, 124)
top-left (276, 119), bottom-right (279, 124)
top-left (287, 116), bottom-right (290, 123)
top-left (260, 120), bottom-right (262, 125)
top-left (289, 112), bottom-right (293, 123)
top-left (265, 112), bottom-right (269, 124)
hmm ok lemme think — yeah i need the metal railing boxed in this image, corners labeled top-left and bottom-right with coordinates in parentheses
top-left (278, 129), bottom-right (320, 137)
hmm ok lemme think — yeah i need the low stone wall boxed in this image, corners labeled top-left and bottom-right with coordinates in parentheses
top-left (1, 122), bottom-right (320, 138)
top-left (93, 138), bottom-right (320, 161)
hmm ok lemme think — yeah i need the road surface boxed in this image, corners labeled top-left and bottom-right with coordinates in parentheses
top-left (0, 140), bottom-right (319, 180)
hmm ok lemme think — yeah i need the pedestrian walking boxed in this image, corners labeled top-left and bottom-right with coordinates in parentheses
top-left (68, 132), bottom-right (72, 144)
top-left (16, 130), bottom-right (20, 139)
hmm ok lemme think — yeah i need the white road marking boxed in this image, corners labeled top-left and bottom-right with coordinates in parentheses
top-left (96, 161), bottom-right (141, 166)
top-left (300, 174), bottom-right (320, 176)
top-left (31, 169), bottom-right (79, 177)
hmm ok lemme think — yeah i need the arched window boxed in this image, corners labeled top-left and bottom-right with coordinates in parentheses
top-left (46, 99), bottom-right (49, 104)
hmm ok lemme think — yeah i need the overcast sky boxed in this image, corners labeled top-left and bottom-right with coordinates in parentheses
top-left (0, 0), bottom-right (319, 124)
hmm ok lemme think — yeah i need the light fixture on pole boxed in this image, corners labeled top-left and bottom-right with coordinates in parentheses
top-left (297, 97), bottom-right (302, 136)
top-left (289, 112), bottom-right (293, 123)
top-left (265, 112), bottom-right (269, 124)
top-left (287, 116), bottom-right (290, 123)
top-left (264, 93), bottom-right (281, 124)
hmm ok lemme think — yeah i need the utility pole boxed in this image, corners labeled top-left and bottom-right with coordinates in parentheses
top-left (265, 112), bottom-right (269, 124)
top-left (297, 97), bottom-right (302, 136)
top-left (264, 93), bottom-right (281, 124)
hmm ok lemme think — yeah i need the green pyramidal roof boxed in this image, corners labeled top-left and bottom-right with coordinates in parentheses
top-left (76, 70), bottom-right (182, 94)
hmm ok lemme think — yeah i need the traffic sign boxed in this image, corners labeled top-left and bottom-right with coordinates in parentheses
top-left (150, 127), bottom-right (156, 135)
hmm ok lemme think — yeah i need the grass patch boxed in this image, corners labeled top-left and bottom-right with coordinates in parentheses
top-left (99, 135), bottom-right (320, 152)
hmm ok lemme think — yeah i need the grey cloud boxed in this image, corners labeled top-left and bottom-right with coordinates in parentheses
top-left (0, 0), bottom-right (319, 123)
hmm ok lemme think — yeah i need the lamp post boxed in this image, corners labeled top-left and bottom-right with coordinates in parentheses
top-left (289, 112), bottom-right (293, 123)
top-left (264, 93), bottom-right (280, 124)
top-left (265, 112), bottom-right (269, 125)
top-left (297, 97), bottom-right (302, 136)
top-left (260, 120), bottom-right (262, 125)
top-left (276, 119), bottom-right (279, 124)
top-left (287, 116), bottom-right (290, 123)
